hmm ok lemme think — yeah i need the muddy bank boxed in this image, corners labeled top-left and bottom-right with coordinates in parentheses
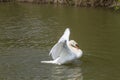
top-left (0, 0), bottom-right (120, 8)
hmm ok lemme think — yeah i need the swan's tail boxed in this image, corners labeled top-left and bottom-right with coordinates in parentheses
top-left (41, 60), bottom-right (61, 65)
top-left (41, 60), bottom-right (55, 64)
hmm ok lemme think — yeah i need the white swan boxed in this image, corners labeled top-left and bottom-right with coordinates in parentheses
top-left (41, 28), bottom-right (83, 65)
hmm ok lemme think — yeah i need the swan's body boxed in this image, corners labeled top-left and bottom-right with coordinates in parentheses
top-left (41, 28), bottom-right (83, 65)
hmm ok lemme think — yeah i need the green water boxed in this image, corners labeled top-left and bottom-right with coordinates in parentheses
top-left (0, 3), bottom-right (120, 80)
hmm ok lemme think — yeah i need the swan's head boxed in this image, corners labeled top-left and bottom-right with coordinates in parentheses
top-left (69, 40), bottom-right (79, 49)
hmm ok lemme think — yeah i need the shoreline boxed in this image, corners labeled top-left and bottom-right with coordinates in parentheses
top-left (0, 0), bottom-right (120, 8)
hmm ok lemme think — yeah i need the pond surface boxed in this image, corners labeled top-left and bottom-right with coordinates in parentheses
top-left (0, 3), bottom-right (120, 80)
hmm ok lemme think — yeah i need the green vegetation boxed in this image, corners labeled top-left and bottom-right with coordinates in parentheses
top-left (115, 0), bottom-right (120, 10)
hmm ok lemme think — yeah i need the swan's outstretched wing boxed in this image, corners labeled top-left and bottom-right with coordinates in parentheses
top-left (56, 41), bottom-right (76, 64)
top-left (49, 42), bottom-right (64, 59)
top-left (50, 40), bottom-right (75, 63)
top-left (58, 28), bottom-right (70, 42)
top-left (49, 28), bottom-right (70, 60)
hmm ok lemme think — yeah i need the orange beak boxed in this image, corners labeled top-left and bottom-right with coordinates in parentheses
top-left (75, 44), bottom-right (79, 49)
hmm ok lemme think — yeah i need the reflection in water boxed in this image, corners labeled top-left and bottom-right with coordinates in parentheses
top-left (51, 64), bottom-right (83, 80)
